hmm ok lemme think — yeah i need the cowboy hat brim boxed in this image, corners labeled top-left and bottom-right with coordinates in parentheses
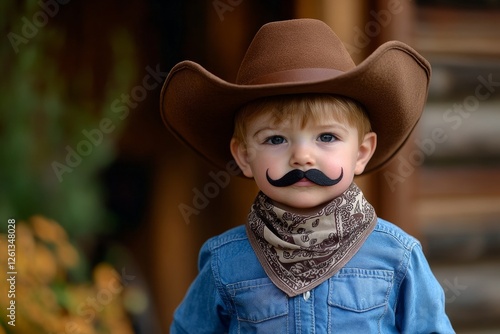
top-left (160, 40), bottom-right (430, 174)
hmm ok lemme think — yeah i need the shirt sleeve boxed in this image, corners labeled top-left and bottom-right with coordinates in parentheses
top-left (395, 243), bottom-right (455, 333)
top-left (170, 240), bottom-right (229, 334)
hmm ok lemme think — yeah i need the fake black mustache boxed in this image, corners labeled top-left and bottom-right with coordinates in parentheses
top-left (266, 168), bottom-right (343, 187)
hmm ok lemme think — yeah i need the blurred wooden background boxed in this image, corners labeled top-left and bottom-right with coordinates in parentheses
top-left (116, 1), bottom-right (500, 332)
top-left (7, 0), bottom-right (498, 332)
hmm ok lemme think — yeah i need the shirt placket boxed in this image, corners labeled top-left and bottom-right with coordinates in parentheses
top-left (294, 289), bottom-right (315, 334)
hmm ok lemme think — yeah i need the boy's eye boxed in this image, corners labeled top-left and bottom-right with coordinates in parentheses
top-left (265, 135), bottom-right (286, 145)
top-left (318, 133), bottom-right (336, 142)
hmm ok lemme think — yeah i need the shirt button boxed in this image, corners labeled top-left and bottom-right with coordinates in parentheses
top-left (303, 290), bottom-right (311, 301)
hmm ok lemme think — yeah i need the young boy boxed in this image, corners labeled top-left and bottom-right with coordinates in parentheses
top-left (161, 19), bottom-right (454, 333)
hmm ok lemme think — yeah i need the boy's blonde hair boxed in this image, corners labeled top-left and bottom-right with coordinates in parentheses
top-left (233, 94), bottom-right (372, 144)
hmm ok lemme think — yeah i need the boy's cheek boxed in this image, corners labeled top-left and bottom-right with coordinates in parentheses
top-left (244, 145), bottom-right (259, 163)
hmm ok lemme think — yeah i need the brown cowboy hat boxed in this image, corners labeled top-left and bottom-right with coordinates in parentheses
top-left (160, 18), bottom-right (431, 174)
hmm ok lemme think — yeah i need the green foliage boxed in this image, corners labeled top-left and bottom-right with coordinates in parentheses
top-left (0, 1), bottom-right (137, 237)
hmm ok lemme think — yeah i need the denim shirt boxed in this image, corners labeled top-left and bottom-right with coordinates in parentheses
top-left (171, 218), bottom-right (454, 333)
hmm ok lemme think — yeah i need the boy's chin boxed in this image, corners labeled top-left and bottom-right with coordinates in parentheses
top-left (269, 197), bottom-right (336, 216)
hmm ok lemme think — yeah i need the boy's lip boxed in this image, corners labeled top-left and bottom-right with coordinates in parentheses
top-left (293, 178), bottom-right (315, 186)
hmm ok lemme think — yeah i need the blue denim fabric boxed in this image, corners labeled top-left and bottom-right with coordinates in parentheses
top-left (171, 218), bottom-right (454, 333)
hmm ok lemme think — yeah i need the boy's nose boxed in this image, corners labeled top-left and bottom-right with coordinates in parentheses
top-left (289, 144), bottom-right (315, 167)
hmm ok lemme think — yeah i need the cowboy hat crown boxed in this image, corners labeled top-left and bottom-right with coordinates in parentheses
top-left (236, 18), bottom-right (355, 85)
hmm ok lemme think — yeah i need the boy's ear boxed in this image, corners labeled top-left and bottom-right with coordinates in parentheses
top-left (230, 138), bottom-right (254, 178)
top-left (354, 132), bottom-right (377, 175)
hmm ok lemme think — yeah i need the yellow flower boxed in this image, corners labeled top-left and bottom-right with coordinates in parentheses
top-left (31, 215), bottom-right (68, 244)
top-left (0, 216), bottom-right (135, 334)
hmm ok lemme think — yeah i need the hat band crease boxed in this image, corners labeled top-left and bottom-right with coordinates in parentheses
top-left (245, 68), bottom-right (345, 85)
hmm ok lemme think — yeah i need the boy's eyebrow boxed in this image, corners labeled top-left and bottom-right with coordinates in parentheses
top-left (314, 123), bottom-right (349, 133)
top-left (251, 122), bottom-right (350, 138)
top-left (252, 126), bottom-right (276, 138)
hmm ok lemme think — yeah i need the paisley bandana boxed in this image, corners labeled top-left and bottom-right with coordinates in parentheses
top-left (246, 183), bottom-right (377, 297)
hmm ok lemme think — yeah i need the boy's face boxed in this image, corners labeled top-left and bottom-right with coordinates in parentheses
top-left (231, 111), bottom-right (376, 215)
